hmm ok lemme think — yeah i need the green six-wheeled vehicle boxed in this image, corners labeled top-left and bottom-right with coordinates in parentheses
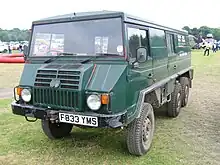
top-left (11, 11), bottom-right (193, 156)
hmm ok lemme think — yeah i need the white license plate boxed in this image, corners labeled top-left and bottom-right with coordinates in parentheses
top-left (59, 113), bottom-right (98, 127)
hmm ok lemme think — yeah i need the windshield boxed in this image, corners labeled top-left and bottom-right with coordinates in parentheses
top-left (30, 18), bottom-right (124, 57)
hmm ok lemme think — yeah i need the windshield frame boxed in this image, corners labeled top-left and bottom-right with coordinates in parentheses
top-left (27, 16), bottom-right (126, 59)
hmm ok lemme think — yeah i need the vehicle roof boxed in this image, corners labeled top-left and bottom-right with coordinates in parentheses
top-left (33, 10), bottom-right (187, 35)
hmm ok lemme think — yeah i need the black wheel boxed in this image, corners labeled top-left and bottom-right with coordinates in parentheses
top-left (179, 77), bottom-right (190, 107)
top-left (127, 103), bottom-right (155, 156)
top-left (41, 120), bottom-right (73, 139)
top-left (167, 82), bottom-right (182, 118)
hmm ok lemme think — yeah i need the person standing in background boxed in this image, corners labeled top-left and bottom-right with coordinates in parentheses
top-left (19, 44), bottom-right (23, 52)
top-left (212, 43), bottom-right (216, 53)
top-left (204, 41), bottom-right (211, 56)
top-left (8, 45), bottom-right (12, 54)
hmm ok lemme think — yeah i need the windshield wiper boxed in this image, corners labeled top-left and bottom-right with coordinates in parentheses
top-left (44, 54), bottom-right (62, 64)
top-left (44, 52), bottom-right (77, 64)
top-left (81, 53), bottom-right (120, 64)
top-left (96, 53), bottom-right (121, 56)
top-left (81, 56), bottom-right (99, 64)
top-left (57, 52), bottom-right (78, 56)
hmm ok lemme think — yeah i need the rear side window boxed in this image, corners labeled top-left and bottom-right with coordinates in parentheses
top-left (149, 28), bottom-right (167, 59)
top-left (166, 33), bottom-right (175, 56)
top-left (149, 29), bottom-right (166, 47)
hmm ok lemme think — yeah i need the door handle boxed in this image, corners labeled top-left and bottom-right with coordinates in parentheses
top-left (173, 65), bottom-right (177, 69)
top-left (148, 73), bottom-right (153, 78)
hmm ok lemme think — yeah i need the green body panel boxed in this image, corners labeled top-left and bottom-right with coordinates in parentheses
top-left (19, 64), bottom-right (43, 86)
top-left (126, 59), bottom-right (154, 118)
top-left (168, 55), bottom-right (177, 76)
top-left (87, 63), bottom-right (128, 113)
top-left (87, 64), bottom-right (127, 92)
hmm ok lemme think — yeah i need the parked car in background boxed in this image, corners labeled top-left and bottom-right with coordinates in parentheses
top-left (0, 43), bottom-right (8, 53)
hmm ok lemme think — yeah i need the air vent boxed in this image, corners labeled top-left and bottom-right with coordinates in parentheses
top-left (34, 69), bottom-right (81, 89)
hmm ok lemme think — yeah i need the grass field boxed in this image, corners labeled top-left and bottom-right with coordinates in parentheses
top-left (0, 50), bottom-right (220, 165)
top-left (0, 64), bottom-right (23, 88)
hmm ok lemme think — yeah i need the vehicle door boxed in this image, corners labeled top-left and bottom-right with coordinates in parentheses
top-left (149, 28), bottom-right (168, 82)
top-left (126, 24), bottom-right (154, 109)
top-left (166, 32), bottom-right (177, 76)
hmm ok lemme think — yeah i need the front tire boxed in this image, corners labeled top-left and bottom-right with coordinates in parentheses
top-left (126, 103), bottom-right (155, 156)
top-left (41, 120), bottom-right (73, 139)
top-left (167, 82), bottom-right (182, 118)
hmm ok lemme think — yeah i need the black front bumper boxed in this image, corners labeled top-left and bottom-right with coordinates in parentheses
top-left (11, 101), bottom-right (127, 128)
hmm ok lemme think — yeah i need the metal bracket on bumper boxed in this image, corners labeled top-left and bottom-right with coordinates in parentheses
top-left (11, 101), bottom-right (127, 128)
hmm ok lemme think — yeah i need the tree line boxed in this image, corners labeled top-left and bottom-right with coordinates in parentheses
top-left (0, 28), bottom-right (30, 42)
top-left (182, 26), bottom-right (220, 42)
top-left (0, 26), bottom-right (219, 43)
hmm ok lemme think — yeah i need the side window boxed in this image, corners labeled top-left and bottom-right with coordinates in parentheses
top-left (127, 27), bottom-right (140, 58)
top-left (149, 28), bottom-right (167, 59)
top-left (140, 30), bottom-right (148, 47)
top-left (166, 33), bottom-right (175, 56)
top-left (149, 29), bottom-right (166, 47)
top-left (127, 27), bottom-right (150, 60)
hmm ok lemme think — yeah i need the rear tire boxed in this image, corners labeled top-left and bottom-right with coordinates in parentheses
top-left (126, 103), bottom-right (155, 156)
top-left (179, 77), bottom-right (190, 107)
top-left (167, 82), bottom-right (182, 118)
top-left (41, 120), bottom-right (73, 139)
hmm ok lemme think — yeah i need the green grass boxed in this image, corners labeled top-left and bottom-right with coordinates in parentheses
top-left (0, 50), bottom-right (220, 165)
top-left (0, 101), bottom-right (190, 165)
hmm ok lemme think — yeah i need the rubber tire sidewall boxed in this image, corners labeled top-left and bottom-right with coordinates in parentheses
top-left (127, 103), bottom-right (155, 156)
top-left (180, 77), bottom-right (190, 107)
top-left (41, 120), bottom-right (73, 139)
top-left (167, 82), bottom-right (182, 118)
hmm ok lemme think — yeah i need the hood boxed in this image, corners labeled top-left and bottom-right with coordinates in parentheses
top-left (85, 64), bottom-right (127, 92)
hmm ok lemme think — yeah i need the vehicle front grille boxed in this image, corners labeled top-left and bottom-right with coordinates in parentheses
top-left (34, 69), bottom-right (81, 90)
top-left (33, 88), bottom-right (79, 109)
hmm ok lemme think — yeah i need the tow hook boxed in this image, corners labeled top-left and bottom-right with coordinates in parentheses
top-left (47, 110), bottom-right (59, 123)
top-left (24, 109), bottom-right (38, 122)
top-left (25, 115), bottom-right (38, 122)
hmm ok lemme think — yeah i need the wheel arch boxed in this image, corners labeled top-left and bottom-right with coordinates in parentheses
top-left (176, 68), bottom-right (194, 88)
top-left (131, 67), bottom-right (193, 120)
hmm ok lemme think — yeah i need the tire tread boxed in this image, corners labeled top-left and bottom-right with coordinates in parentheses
top-left (167, 82), bottom-right (182, 117)
top-left (127, 103), bottom-right (154, 156)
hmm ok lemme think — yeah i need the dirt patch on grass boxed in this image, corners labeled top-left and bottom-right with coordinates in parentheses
top-left (0, 88), bottom-right (13, 99)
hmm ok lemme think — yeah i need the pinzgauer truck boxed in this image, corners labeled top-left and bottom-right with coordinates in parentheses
top-left (11, 11), bottom-right (194, 156)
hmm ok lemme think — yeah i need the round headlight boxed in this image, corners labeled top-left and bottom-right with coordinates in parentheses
top-left (21, 89), bottom-right (31, 102)
top-left (87, 95), bottom-right (101, 111)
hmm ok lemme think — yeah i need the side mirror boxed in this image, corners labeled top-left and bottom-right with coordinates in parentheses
top-left (23, 45), bottom-right (28, 59)
top-left (136, 47), bottom-right (147, 63)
